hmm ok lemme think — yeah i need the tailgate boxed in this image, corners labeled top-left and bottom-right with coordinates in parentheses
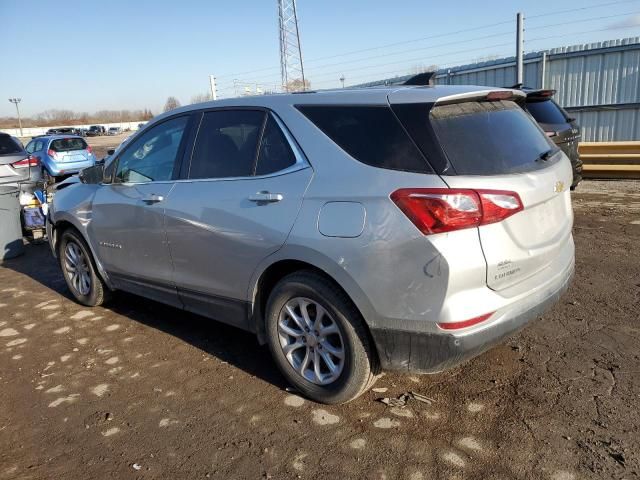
top-left (57, 149), bottom-right (90, 163)
top-left (394, 94), bottom-right (575, 293)
top-left (0, 153), bottom-right (31, 184)
top-left (446, 155), bottom-right (573, 291)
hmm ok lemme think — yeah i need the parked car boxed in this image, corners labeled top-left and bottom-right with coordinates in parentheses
top-left (107, 127), bottom-right (122, 136)
top-left (25, 135), bottom-right (96, 181)
top-left (0, 133), bottom-right (41, 191)
top-left (520, 88), bottom-right (582, 189)
top-left (46, 86), bottom-right (575, 403)
top-left (86, 125), bottom-right (106, 137)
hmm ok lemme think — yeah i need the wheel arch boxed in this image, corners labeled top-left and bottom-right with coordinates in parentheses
top-left (248, 248), bottom-right (377, 345)
top-left (51, 214), bottom-right (113, 289)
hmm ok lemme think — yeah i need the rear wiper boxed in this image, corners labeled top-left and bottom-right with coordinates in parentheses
top-left (536, 148), bottom-right (556, 162)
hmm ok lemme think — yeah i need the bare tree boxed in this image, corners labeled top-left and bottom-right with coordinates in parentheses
top-left (284, 78), bottom-right (311, 92)
top-left (190, 93), bottom-right (213, 104)
top-left (163, 96), bottom-right (181, 112)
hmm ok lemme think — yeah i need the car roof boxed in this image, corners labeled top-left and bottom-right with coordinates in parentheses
top-left (153, 85), bottom-right (523, 122)
top-left (38, 135), bottom-right (85, 141)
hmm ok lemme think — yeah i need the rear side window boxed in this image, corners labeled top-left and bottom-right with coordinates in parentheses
top-left (296, 105), bottom-right (431, 173)
top-left (255, 116), bottom-right (297, 175)
top-left (430, 100), bottom-right (555, 175)
top-left (189, 110), bottom-right (265, 179)
top-left (525, 99), bottom-right (567, 124)
top-left (50, 137), bottom-right (88, 152)
top-left (0, 135), bottom-right (22, 155)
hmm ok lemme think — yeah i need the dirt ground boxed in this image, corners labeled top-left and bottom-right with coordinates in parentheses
top-left (0, 181), bottom-right (638, 480)
top-left (84, 133), bottom-right (130, 160)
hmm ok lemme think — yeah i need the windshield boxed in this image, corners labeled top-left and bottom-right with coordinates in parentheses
top-left (50, 138), bottom-right (88, 152)
top-left (430, 100), bottom-right (557, 175)
top-left (525, 99), bottom-right (568, 124)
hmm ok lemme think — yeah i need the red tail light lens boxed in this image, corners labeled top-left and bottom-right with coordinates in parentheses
top-left (391, 188), bottom-right (523, 235)
top-left (11, 156), bottom-right (40, 168)
top-left (48, 149), bottom-right (58, 159)
top-left (437, 312), bottom-right (495, 330)
top-left (477, 190), bottom-right (524, 225)
top-left (86, 145), bottom-right (93, 154)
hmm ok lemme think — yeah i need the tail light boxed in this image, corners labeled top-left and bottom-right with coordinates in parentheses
top-left (391, 188), bottom-right (523, 235)
top-left (86, 145), bottom-right (93, 154)
top-left (48, 149), bottom-right (58, 159)
top-left (11, 155), bottom-right (40, 168)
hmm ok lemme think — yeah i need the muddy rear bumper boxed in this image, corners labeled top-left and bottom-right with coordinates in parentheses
top-left (370, 260), bottom-right (574, 374)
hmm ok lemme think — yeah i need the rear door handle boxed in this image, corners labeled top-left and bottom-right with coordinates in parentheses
top-left (141, 194), bottom-right (164, 204)
top-left (248, 191), bottom-right (284, 203)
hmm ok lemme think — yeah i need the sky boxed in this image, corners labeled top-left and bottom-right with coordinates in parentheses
top-left (1, 0), bottom-right (639, 117)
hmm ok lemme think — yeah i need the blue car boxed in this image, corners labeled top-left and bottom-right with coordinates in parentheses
top-left (25, 135), bottom-right (96, 180)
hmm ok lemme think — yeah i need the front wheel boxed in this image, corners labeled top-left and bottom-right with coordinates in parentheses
top-left (265, 271), bottom-right (378, 404)
top-left (58, 229), bottom-right (109, 307)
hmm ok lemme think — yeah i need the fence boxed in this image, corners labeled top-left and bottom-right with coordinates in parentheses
top-left (358, 37), bottom-right (640, 142)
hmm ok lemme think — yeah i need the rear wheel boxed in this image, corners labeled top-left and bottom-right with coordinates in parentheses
top-left (58, 228), bottom-right (109, 307)
top-left (265, 271), bottom-right (378, 404)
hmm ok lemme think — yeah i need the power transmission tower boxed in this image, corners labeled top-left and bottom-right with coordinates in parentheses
top-left (278, 0), bottom-right (306, 92)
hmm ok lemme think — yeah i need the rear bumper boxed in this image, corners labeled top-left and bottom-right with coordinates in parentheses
top-left (370, 257), bottom-right (574, 373)
top-left (45, 159), bottom-right (95, 176)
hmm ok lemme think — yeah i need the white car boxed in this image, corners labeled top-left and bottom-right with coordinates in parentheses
top-left (107, 127), bottom-right (122, 136)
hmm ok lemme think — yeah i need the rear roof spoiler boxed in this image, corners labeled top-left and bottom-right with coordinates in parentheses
top-left (434, 89), bottom-right (526, 106)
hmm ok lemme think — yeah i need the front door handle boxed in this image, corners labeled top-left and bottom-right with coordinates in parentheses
top-left (141, 194), bottom-right (164, 204)
top-left (248, 191), bottom-right (284, 203)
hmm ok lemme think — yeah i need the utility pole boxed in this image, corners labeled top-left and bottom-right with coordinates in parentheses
top-left (209, 75), bottom-right (218, 101)
top-left (8, 98), bottom-right (23, 137)
top-left (340, 75), bottom-right (345, 88)
top-left (278, 0), bottom-right (306, 92)
top-left (516, 12), bottom-right (524, 87)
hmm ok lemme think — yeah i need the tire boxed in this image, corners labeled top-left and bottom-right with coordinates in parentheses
top-left (58, 228), bottom-right (109, 307)
top-left (42, 168), bottom-right (54, 185)
top-left (265, 270), bottom-right (378, 404)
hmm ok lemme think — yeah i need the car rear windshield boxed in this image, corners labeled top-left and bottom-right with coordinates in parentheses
top-left (50, 137), bottom-right (88, 152)
top-left (429, 100), bottom-right (556, 175)
top-left (0, 135), bottom-right (22, 155)
top-left (525, 99), bottom-right (568, 124)
top-left (296, 105), bottom-right (432, 173)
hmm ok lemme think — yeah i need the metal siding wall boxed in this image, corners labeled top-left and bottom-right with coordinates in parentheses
top-left (374, 38), bottom-right (640, 141)
top-left (572, 108), bottom-right (640, 141)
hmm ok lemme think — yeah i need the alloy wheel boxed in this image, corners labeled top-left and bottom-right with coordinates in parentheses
top-left (63, 241), bottom-right (91, 296)
top-left (277, 297), bottom-right (345, 385)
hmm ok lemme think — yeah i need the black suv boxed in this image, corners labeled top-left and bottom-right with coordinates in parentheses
top-left (86, 125), bottom-right (106, 137)
top-left (522, 89), bottom-right (582, 189)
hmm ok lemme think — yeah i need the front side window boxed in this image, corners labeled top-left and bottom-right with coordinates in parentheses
top-left (115, 116), bottom-right (188, 183)
top-left (25, 141), bottom-right (36, 154)
top-left (189, 110), bottom-right (265, 179)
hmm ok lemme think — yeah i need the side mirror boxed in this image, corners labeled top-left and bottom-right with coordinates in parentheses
top-left (79, 163), bottom-right (105, 185)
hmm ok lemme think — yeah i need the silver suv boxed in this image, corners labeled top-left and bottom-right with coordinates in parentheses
top-left (47, 86), bottom-right (575, 403)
